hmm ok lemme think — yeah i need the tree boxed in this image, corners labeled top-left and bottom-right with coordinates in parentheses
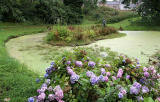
top-left (101, 0), bottom-right (106, 6)
top-left (63, 0), bottom-right (84, 24)
top-left (122, 0), bottom-right (160, 24)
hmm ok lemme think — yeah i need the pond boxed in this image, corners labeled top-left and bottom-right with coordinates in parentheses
top-left (6, 31), bottom-right (160, 75)
top-left (88, 31), bottom-right (160, 63)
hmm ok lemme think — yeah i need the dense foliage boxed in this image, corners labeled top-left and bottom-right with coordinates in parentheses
top-left (0, 0), bottom-right (83, 24)
top-left (122, 0), bottom-right (160, 24)
top-left (46, 25), bottom-right (118, 46)
top-left (28, 47), bottom-right (160, 102)
top-left (88, 7), bottom-right (137, 24)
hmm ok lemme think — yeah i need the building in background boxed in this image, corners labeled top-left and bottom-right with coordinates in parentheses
top-left (98, 0), bottom-right (140, 10)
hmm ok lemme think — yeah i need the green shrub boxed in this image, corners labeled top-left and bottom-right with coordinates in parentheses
top-left (88, 6), bottom-right (137, 24)
top-left (46, 25), bottom-right (118, 46)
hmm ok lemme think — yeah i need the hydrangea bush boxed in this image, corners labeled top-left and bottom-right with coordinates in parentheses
top-left (28, 47), bottom-right (160, 102)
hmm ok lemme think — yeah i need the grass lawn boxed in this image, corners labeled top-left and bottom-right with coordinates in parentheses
top-left (0, 23), bottom-right (47, 102)
top-left (109, 17), bottom-right (160, 31)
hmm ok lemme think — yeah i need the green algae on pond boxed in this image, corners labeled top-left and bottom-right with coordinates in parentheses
top-left (6, 31), bottom-right (160, 75)
top-left (6, 33), bottom-right (71, 75)
top-left (87, 31), bottom-right (160, 63)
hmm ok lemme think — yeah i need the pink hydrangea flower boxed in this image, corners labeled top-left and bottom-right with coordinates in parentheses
top-left (143, 67), bottom-right (148, 72)
top-left (55, 90), bottom-right (64, 101)
top-left (112, 76), bottom-right (117, 80)
top-left (106, 72), bottom-right (111, 76)
top-left (38, 93), bottom-right (46, 101)
top-left (48, 94), bottom-right (55, 101)
top-left (53, 85), bottom-right (64, 101)
top-left (156, 97), bottom-right (160, 102)
top-left (149, 66), bottom-right (154, 71)
top-left (117, 69), bottom-right (123, 78)
top-left (104, 76), bottom-right (109, 82)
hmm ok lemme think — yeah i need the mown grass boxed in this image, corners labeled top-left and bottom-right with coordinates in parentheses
top-left (0, 23), bottom-right (47, 102)
top-left (109, 17), bottom-right (160, 31)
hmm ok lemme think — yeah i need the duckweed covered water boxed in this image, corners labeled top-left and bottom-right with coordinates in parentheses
top-left (88, 31), bottom-right (160, 63)
top-left (6, 31), bottom-right (160, 75)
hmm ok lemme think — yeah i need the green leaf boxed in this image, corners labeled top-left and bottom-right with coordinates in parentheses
top-left (144, 97), bottom-right (154, 102)
top-left (96, 98), bottom-right (105, 102)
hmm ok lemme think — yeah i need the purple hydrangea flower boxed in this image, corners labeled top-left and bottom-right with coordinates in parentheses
top-left (67, 68), bottom-right (75, 75)
top-left (117, 69), bottom-right (123, 78)
top-left (36, 78), bottom-right (40, 83)
top-left (90, 75), bottom-right (99, 85)
top-left (88, 61), bottom-right (96, 67)
top-left (46, 79), bottom-right (51, 85)
top-left (70, 74), bottom-right (79, 84)
top-left (98, 75), bottom-right (104, 81)
top-left (86, 71), bottom-right (94, 77)
top-left (75, 61), bottom-right (83, 67)
top-left (130, 86), bottom-right (140, 95)
top-left (105, 64), bottom-right (111, 68)
top-left (118, 92), bottom-right (124, 99)
top-left (133, 82), bottom-right (141, 89)
top-left (66, 61), bottom-right (71, 65)
top-left (140, 78), bottom-right (145, 84)
top-left (50, 62), bottom-right (55, 65)
top-left (126, 75), bottom-right (130, 79)
top-left (48, 94), bottom-right (55, 101)
top-left (137, 96), bottom-right (144, 102)
top-left (101, 68), bottom-right (106, 75)
top-left (120, 88), bottom-right (127, 95)
top-left (142, 86), bottom-right (149, 93)
top-left (122, 59), bottom-right (126, 63)
top-left (28, 97), bottom-right (34, 102)
top-left (37, 89), bottom-right (41, 94)
top-left (144, 72), bottom-right (150, 77)
top-left (136, 64), bottom-right (141, 68)
top-left (44, 73), bottom-right (49, 78)
top-left (41, 83), bottom-right (48, 88)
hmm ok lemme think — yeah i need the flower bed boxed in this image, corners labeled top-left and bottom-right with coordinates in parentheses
top-left (45, 25), bottom-right (124, 46)
top-left (28, 47), bottom-right (160, 102)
